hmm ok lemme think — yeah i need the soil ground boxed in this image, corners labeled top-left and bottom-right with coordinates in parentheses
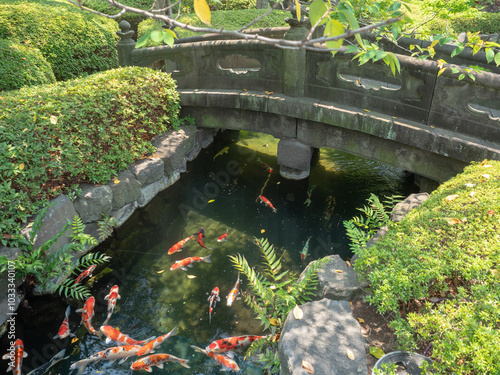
top-left (350, 296), bottom-right (398, 374)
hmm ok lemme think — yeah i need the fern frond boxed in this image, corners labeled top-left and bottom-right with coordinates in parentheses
top-left (228, 253), bottom-right (269, 301)
top-left (292, 257), bottom-right (329, 304)
top-left (255, 237), bottom-right (282, 282)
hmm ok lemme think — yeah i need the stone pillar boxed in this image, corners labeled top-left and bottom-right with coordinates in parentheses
top-left (283, 10), bottom-right (308, 97)
top-left (116, 20), bottom-right (136, 67)
top-left (277, 139), bottom-right (313, 180)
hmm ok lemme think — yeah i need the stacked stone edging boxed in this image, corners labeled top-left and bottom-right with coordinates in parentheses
top-left (0, 125), bottom-right (217, 333)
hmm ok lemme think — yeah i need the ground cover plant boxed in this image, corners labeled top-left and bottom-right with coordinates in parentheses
top-left (352, 160), bottom-right (500, 374)
top-left (0, 67), bottom-right (181, 247)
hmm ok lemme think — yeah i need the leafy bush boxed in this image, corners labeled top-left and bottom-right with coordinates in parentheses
top-left (353, 160), bottom-right (500, 374)
top-left (449, 11), bottom-right (500, 34)
top-left (0, 0), bottom-right (119, 81)
top-left (176, 0), bottom-right (256, 14)
top-left (0, 38), bottom-right (55, 91)
top-left (0, 67), bottom-right (181, 247)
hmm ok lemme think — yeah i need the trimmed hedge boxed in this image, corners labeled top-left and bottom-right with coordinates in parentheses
top-left (355, 161), bottom-right (500, 374)
top-left (0, 38), bottom-right (55, 91)
top-left (450, 11), bottom-right (500, 34)
top-left (0, 0), bottom-right (119, 81)
top-left (0, 67), bottom-right (181, 246)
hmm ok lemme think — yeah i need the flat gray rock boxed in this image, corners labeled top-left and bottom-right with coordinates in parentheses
top-left (152, 125), bottom-right (196, 174)
top-left (107, 169), bottom-right (141, 210)
top-left (390, 193), bottom-right (429, 222)
top-left (129, 156), bottom-right (164, 185)
top-left (74, 184), bottom-right (113, 223)
top-left (279, 298), bottom-right (367, 375)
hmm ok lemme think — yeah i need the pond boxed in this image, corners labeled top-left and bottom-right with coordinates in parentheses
top-left (1, 130), bottom-right (419, 374)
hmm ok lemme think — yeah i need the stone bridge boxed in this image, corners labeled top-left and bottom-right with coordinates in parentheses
top-left (117, 22), bottom-right (500, 186)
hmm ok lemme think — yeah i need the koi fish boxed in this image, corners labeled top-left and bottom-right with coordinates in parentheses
top-left (26, 349), bottom-right (67, 375)
top-left (75, 296), bottom-right (100, 337)
top-left (170, 255), bottom-right (212, 271)
top-left (206, 335), bottom-right (267, 353)
top-left (53, 305), bottom-right (75, 340)
top-left (167, 236), bottom-right (193, 255)
top-left (194, 227), bottom-right (213, 249)
top-left (304, 184), bottom-right (317, 207)
top-left (130, 353), bottom-right (190, 371)
top-left (2, 339), bottom-right (27, 375)
top-left (191, 345), bottom-right (240, 372)
top-left (69, 345), bottom-right (142, 375)
top-left (213, 146), bottom-right (229, 160)
top-left (257, 157), bottom-right (273, 173)
top-left (226, 273), bottom-right (241, 306)
top-left (208, 287), bottom-right (220, 323)
top-left (74, 264), bottom-right (96, 285)
top-left (300, 236), bottom-right (312, 261)
top-left (259, 195), bottom-right (277, 213)
top-left (136, 325), bottom-right (178, 356)
top-left (103, 285), bottom-right (120, 325)
top-left (217, 230), bottom-right (229, 243)
top-left (100, 325), bottom-right (153, 345)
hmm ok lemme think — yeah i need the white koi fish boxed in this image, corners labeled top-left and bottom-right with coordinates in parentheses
top-left (102, 285), bottom-right (120, 325)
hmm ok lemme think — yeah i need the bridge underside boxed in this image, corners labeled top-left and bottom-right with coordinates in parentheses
top-left (179, 89), bottom-right (500, 184)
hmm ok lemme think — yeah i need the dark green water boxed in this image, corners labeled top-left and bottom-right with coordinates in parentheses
top-left (1, 131), bottom-right (418, 374)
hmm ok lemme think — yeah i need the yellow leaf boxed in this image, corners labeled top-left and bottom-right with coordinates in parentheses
top-left (482, 164), bottom-right (493, 168)
top-left (369, 346), bottom-right (385, 359)
top-left (491, 269), bottom-right (500, 278)
top-left (114, 179), bottom-right (120, 184)
top-left (295, 0), bottom-right (301, 22)
top-left (261, 229), bottom-right (266, 233)
top-left (346, 260), bottom-right (351, 268)
top-left (302, 360), bottom-right (314, 374)
top-left (208, 199), bottom-right (215, 203)
top-left (50, 115), bottom-right (58, 124)
top-left (194, 0), bottom-right (211, 25)
top-left (187, 275), bottom-right (197, 279)
top-left (445, 194), bottom-right (459, 201)
top-left (293, 305), bottom-right (303, 320)
top-left (357, 317), bottom-right (365, 324)
top-left (335, 269), bottom-right (343, 273)
top-left (346, 349), bottom-right (355, 360)
top-left (157, 270), bottom-right (165, 274)
top-left (18, 163), bottom-right (24, 170)
top-left (269, 318), bottom-right (279, 326)
top-left (324, 19), bottom-right (344, 57)
top-left (443, 217), bottom-right (461, 225)
top-left (362, 109), bottom-right (370, 112)
top-left (71, 337), bottom-right (79, 344)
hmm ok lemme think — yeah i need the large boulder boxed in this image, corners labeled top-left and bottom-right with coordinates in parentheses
top-left (73, 184), bottom-right (113, 223)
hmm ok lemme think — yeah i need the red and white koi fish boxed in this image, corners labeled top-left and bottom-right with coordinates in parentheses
top-left (167, 236), bottom-right (193, 255)
top-left (194, 227), bottom-right (213, 249)
top-left (100, 325), bottom-right (154, 345)
top-left (53, 305), bottom-right (75, 340)
top-left (136, 325), bottom-right (178, 356)
top-left (74, 265), bottom-right (96, 285)
top-left (75, 296), bottom-right (100, 337)
top-left (191, 345), bottom-right (240, 372)
top-left (257, 157), bottom-right (273, 173)
top-left (226, 273), bottom-right (241, 306)
top-left (208, 287), bottom-right (220, 324)
top-left (206, 335), bottom-right (267, 353)
top-left (300, 236), bottom-right (312, 262)
top-left (130, 353), bottom-right (190, 371)
top-left (217, 230), bottom-right (229, 243)
top-left (103, 285), bottom-right (120, 325)
top-left (259, 195), bottom-right (277, 213)
top-left (70, 345), bottom-right (142, 375)
top-left (2, 339), bottom-right (27, 375)
top-left (170, 254), bottom-right (212, 271)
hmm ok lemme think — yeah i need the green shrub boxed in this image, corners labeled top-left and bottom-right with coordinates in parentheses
top-left (353, 161), bottom-right (500, 374)
top-left (0, 67), bottom-right (181, 247)
top-left (449, 11), bottom-right (500, 34)
top-left (0, 38), bottom-right (55, 91)
top-left (0, 0), bottom-right (119, 81)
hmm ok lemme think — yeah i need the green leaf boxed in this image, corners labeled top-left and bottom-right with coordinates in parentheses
top-left (163, 33), bottom-right (175, 47)
top-left (151, 30), bottom-right (163, 44)
top-left (495, 52), bottom-right (500, 67)
top-left (458, 73), bottom-right (465, 80)
top-left (135, 33), bottom-right (151, 49)
top-left (451, 45), bottom-right (464, 58)
top-left (338, 5), bottom-right (364, 49)
top-left (324, 19), bottom-right (345, 57)
top-left (467, 73), bottom-right (475, 81)
top-left (437, 67), bottom-right (447, 76)
top-left (309, 0), bottom-right (329, 27)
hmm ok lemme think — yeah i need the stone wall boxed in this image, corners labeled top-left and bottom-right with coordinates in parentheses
top-left (0, 125), bottom-right (217, 333)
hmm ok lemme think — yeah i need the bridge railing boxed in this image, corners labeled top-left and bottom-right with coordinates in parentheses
top-left (116, 22), bottom-right (500, 143)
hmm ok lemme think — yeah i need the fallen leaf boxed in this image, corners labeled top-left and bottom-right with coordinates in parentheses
top-left (482, 174), bottom-right (490, 179)
top-left (443, 217), bottom-right (461, 225)
top-left (261, 229), bottom-right (266, 233)
top-left (18, 163), bottom-right (24, 170)
top-left (293, 305), bottom-right (303, 320)
top-left (335, 269), bottom-right (343, 273)
top-left (71, 337), bottom-right (79, 344)
top-left (362, 109), bottom-right (370, 112)
top-left (369, 346), bottom-right (385, 359)
top-left (187, 275), bottom-right (197, 279)
top-left (482, 164), bottom-right (493, 168)
top-left (50, 115), bottom-right (57, 124)
top-left (465, 183), bottom-right (476, 188)
top-left (488, 210), bottom-right (495, 217)
top-left (157, 270), bottom-right (165, 274)
top-left (269, 318), bottom-right (279, 326)
top-left (491, 269), bottom-right (499, 278)
top-left (357, 317), bottom-right (365, 324)
top-left (346, 349), bottom-right (355, 360)
top-left (470, 191), bottom-right (476, 197)
top-left (114, 179), bottom-right (120, 184)
top-left (302, 360), bottom-right (314, 374)
top-left (208, 199), bottom-right (215, 203)
top-left (445, 194), bottom-right (459, 201)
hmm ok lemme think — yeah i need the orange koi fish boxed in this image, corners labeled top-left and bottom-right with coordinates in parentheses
top-left (74, 264), bottom-right (96, 285)
top-left (226, 272), bottom-right (241, 306)
top-left (170, 255), bottom-right (212, 271)
top-left (206, 335), bottom-right (267, 353)
top-left (2, 339), bottom-right (27, 375)
top-left (259, 195), bottom-right (277, 213)
top-left (167, 236), bottom-right (193, 255)
top-left (70, 345), bottom-right (142, 375)
top-left (208, 287), bottom-right (220, 324)
top-left (194, 227), bottom-right (213, 249)
top-left (103, 285), bottom-right (120, 325)
top-left (75, 296), bottom-right (100, 337)
top-left (100, 325), bottom-right (153, 345)
top-left (217, 230), bottom-right (229, 243)
top-left (257, 157), bottom-right (273, 173)
top-left (53, 305), bottom-right (75, 340)
top-left (136, 325), bottom-right (178, 356)
top-left (130, 353), bottom-right (190, 371)
top-left (191, 345), bottom-right (240, 372)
